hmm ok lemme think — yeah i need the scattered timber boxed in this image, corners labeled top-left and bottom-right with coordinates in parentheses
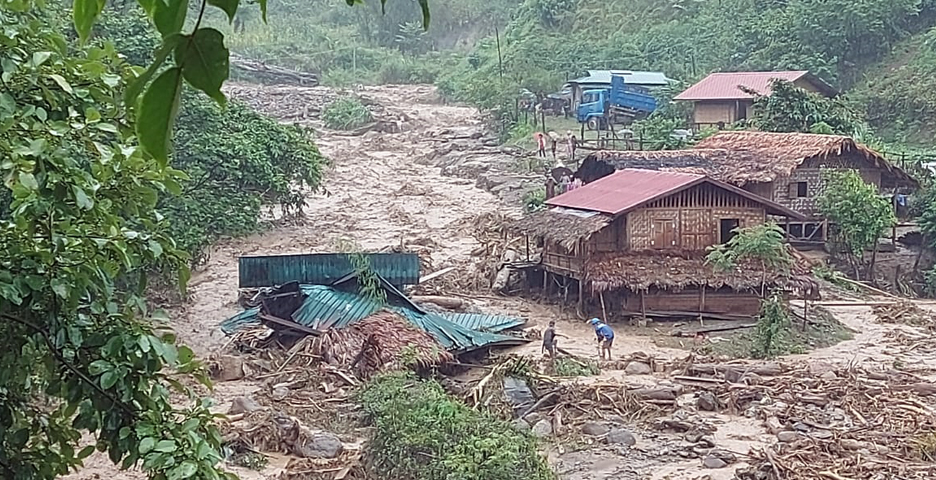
top-left (410, 295), bottom-right (465, 310)
top-left (230, 54), bottom-right (319, 86)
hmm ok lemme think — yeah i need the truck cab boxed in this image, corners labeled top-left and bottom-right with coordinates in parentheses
top-left (576, 89), bottom-right (610, 130)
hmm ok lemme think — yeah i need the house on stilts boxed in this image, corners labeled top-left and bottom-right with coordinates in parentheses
top-left (511, 168), bottom-right (818, 320)
top-left (572, 131), bottom-right (918, 246)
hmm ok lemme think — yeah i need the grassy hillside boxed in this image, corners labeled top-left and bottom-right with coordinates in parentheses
top-left (847, 27), bottom-right (936, 144)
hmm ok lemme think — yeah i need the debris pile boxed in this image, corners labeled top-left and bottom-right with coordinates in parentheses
top-left (681, 363), bottom-right (936, 480)
top-left (873, 301), bottom-right (932, 329)
top-left (313, 311), bottom-right (455, 378)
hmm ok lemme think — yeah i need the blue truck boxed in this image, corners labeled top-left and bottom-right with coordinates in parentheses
top-left (576, 75), bottom-right (658, 130)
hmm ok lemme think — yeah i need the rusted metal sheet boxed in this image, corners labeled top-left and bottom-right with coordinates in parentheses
top-left (238, 253), bottom-right (419, 289)
top-left (548, 169), bottom-right (703, 215)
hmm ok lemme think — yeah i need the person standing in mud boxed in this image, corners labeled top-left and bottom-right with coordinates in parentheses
top-left (567, 131), bottom-right (578, 161)
top-left (535, 132), bottom-right (547, 158)
top-left (545, 172), bottom-right (556, 199)
top-left (559, 172), bottom-right (571, 194)
top-left (590, 318), bottom-right (614, 360)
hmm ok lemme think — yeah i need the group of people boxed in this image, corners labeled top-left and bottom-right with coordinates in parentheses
top-left (545, 171), bottom-right (582, 198)
top-left (534, 131), bottom-right (578, 161)
top-left (542, 317), bottom-right (615, 360)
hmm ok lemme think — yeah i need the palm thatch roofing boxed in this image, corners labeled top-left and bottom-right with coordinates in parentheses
top-left (693, 131), bottom-right (918, 188)
top-left (578, 131), bottom-right (917, 189)
top-left (586, 250), bottom-right (819, 299)
top-left (508, 207), bottom-right (611, 249)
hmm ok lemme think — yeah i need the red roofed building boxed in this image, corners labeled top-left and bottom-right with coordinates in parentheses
top-left (674, 71), bottom-right (836, 129)
top-left (508, 169), bottom-right (813, 318)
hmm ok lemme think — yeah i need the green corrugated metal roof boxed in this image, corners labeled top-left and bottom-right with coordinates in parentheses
top-left (238, 253), bottom-right (419, 288)
top-left (219, 284), bottom-right (528, 353)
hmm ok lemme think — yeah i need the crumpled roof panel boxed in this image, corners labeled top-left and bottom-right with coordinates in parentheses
top-left (219, 284), bottom-right (528, 353)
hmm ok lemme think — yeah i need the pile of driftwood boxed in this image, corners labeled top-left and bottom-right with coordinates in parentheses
top-left (873, 301), bottom-right (932, 329)
top-left (678, 362), bottom-right (936, 480)
top-left (231, 54), bottom-right (319, 86)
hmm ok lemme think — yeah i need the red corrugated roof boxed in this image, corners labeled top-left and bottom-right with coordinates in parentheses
top-left (547, 169), bottom-right (703, 215)
top-left (674, 71), bottom-right (828, 101)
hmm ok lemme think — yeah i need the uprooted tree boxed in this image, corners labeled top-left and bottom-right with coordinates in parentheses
top-left (818, 169), bottom-right (895, 281)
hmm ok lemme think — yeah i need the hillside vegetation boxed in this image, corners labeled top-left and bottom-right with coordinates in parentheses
top-left (223, 0), bottom-right (936, 144)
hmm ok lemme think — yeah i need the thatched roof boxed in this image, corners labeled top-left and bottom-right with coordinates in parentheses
top-left (580, 131), bottom-right (917, 189)
top-left (586, 250), bottom-right (819, 299)
top-left (694, 131), bottom-right (918, 187)
top-left (508, 208), bottom-right (611, 249)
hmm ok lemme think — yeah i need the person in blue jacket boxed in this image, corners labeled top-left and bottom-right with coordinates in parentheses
top-left (590, 318), bottom-right (614, 360)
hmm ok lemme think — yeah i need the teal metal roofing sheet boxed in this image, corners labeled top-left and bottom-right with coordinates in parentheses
top-left (218, 284), bottom-right (527, 352)
top-left (238, 253), bottom-right (420, 288)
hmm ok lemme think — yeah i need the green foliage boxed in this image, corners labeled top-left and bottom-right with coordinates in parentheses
top-left (336, 239), bottom-right (387, 305)
top-left (523, 188), bottom-right (546, 213)
top-left (818, 169), bottom-right (896, 276)
top-left (358, 372), bottom-right (556, 480)
top-left (0, 7), bottom-right (230, 479)
top-left (747, 80), bottom-right (868, 136)
top-left (553, 357), bottom-right (600, 377)
top-left (707, 223), bottom-right (793, 273)
top-left (751, 294), bottom-right (792, 359)
top-left (165, 92), bottom-right (324, 264)
top-left (322, 95), bottom-right (374, 130)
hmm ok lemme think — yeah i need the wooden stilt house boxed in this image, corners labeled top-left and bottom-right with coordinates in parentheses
top-left (572, 132), bottom-right (918, 245)
top-left (511, 169), bottom-right (817, 319)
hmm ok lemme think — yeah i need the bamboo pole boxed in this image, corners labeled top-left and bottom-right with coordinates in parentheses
top-left (599, 291), bottom-right (608, 323)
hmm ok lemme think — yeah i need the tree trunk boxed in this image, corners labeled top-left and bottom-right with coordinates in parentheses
top-left (868, 241), bottom-right (879, 284)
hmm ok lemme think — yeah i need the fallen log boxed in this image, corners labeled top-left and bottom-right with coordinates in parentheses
top-left (418, 266), bottom-right (457, 285)
top-left (410, 295), bottom-right (465, 310)
top-left (687, 363), bottom-right (783, 377)
top-left (631, 387), bottom-right (679, 401)
top-left (672, 323), bottom-right (757, 337)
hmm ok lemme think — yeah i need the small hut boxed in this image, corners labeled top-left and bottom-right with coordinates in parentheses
top-left (510, 168), bottom-right (816, 319)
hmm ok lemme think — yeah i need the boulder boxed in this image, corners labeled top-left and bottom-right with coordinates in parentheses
top-left (624, 362), bottom-right (652, 375)
top-left (214, 355), bottom-right (245, 382)
top-left (703, 455), bottom-right (727, 469)
top-left (777, 431), bottom-right (800, 443)
top-left (696, 391), bottom-right (720, 412)
top-left (582, 422), bottom-right (611, 436)
top-left (229, 396), bottom-right (262, 415)
top-left (607, 428), bottom-right (637, 446)
top-left (299, 432), bottom-right (343, 459)
top-left (531, 419), bottom-right (553, 438)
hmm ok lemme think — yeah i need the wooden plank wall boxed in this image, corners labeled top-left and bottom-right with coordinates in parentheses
top-left (624, 288), bottom-right (762, 317)
top-left (627, 183), bottom-right (766, 251)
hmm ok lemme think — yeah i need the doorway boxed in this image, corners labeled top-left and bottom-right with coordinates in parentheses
top-left (720, 218), bottom-right (740, 244)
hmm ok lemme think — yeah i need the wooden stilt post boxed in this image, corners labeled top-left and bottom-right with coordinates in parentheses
top-left (578, 277), bottom-right (585, 318)
top-left (699, 286), bottom-right (706, 327)
top-left (802, 300), bottom-right (808, 331)
top-left (599, 291), bottom-right (608, 322)
top-left (543, 270), bottom-right (548, 293)
top-left (525, 236), bottom-right (530, 262)
top-left (640, 289), bottom-right (646, 319)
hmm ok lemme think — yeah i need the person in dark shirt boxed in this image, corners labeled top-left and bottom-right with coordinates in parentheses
top-left (542, 320), bottom-right (566, 357)
top-left (589, 318), bottom-right (615, 360)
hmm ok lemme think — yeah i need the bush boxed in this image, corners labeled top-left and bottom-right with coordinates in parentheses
top-left (322, 95), bottom-right (374, 130)
top-left (523, 188), bottom-right (546, 213)
top-left (359, 373), bottom-right (555, 480)
top-left (751, 294), bottom-right (792, 359)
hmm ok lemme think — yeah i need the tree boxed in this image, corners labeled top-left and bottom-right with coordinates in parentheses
top-left (706, 222), bottom-right (794, 296)
top-left (818, 169), bottom-right (896, 280)
top-left (745, 80), bottom-right (868, 136)
top-left (0, 7), bottom-right (229, 479)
